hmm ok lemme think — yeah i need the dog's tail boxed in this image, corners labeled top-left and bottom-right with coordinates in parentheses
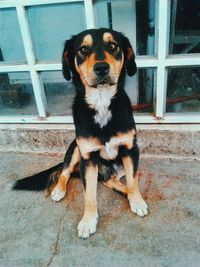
top-left (12, 162), bottom-right (63, 191)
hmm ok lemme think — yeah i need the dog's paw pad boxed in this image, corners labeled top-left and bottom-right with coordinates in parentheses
top-left (129, 194), bottom-right (148, 217)
top-left (51, 187), bottom-right (66, 202)
top-left (77, 215), bottom-right (98, 239)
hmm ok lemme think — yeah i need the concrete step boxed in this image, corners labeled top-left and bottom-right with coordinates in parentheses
top-left (0, 124), bottom-right (200, 160)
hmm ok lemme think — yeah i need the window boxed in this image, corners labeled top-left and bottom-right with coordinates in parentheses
top-left (0, 0), bottom-right (199, 123)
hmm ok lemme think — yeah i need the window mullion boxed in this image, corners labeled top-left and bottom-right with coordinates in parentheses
top-left (155, 0), bottom-right (170, 118)
top-left (0, 0), bottom-right (83, 8)
top-left (165, 55), bottom-right (200, 67)
top-left (16, 5), bottom-right (47, 118)
top-left (84, 0), bottom-right (95, 29)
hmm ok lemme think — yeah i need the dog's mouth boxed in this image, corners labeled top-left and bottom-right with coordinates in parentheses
top-left (86, 76), bottom-right (118, 88)
top-left (93, 83), bottom-right (117, 90)
top-left (93, 81), bottom-right (117, 89)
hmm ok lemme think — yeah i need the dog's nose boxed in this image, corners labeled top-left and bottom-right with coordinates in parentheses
top-left (93, 62), bottom-right (110, 76)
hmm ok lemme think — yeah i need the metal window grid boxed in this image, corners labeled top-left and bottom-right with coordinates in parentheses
top-left (0, 0), bottom-right (200, 124)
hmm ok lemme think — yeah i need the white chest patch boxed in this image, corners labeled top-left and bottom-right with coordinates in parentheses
top-left (103, 142), bottom-right (118, 159)
top-left (85, 84), bottom-right (117, 128)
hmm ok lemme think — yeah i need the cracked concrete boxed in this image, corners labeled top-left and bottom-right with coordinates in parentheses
top-left (46, 204), bottom-right (70, 267)
top-left (0, 152), bottom-right (200, 267)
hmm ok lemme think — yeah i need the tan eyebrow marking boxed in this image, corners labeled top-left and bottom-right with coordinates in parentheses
top-left (81, 34), bottom-right (93, 47)
top-left (103, 32), bottom-right (115, 43)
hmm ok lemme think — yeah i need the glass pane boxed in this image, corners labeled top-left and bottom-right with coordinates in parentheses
top-left (41, 71), bottom-right (75, 115)
top-left (0, 72), bottom-right (37, 115)
top-left (166, 67), bottom-right (200, 112)
top-left (27, 3), bottom-right (86, 61)
top-left (169, 0), bottom-right (200, 54)
top-left (0, 8), bottom-right (26, 62)
top-left (126, 68), bottom-right (154, 114)
top-left (42, 69), bottom-right (154, 116)
top-left (94, 0), bottom-right (156, 56)
top-left (136, 0), bottom-right (156, 56)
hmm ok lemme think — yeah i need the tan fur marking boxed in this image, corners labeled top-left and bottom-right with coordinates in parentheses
top-left (77, 162), bottom-right (98, 238)
top-left (100, 129), bottom-right (136, 160)
top-left (127, 47), bottom-right (134, 60)
top-left (54, 146), bottom-right (80, 191)
top-left (114, 129), bottom-right (135, 150)
top-left (64, 51), bottom-right (69, 62)
top-left (122, 156), bottom-right (148, 217)
top-left (76, 38), bottom-right (94, 75)
top-left (104, 51), bottom-right (124, 76)
top-left (76, 137), bottom-right (102, 159)
top-left (122, 156), bottom-right (138, 193)
top-left (86, 53), bottom-right (97, 71)
top-left (103, 32), bottom-right (114, 43)
top-left (103, 176), bottom-right (127, 194)
top-left (77, 130), bottom-right (135, 161)
top-left (75, 53), bottom-right (97, 87)
top-left (56, 170), bottom-right (70, 192)
top-left (84, 162), bottom-right (98, 215)
top-left (81, 34), bottom-right (93, 47)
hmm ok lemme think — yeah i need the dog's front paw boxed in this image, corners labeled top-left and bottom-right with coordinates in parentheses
top-left (129, 192), bottom-right (148, 217)
top-left (51, 186), bottom-right (66, 202)
top-left (77, 214), bottom-right (98, 239)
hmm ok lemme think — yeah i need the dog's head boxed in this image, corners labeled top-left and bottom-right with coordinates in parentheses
top-left (62, 28), bottom-right (137, 88)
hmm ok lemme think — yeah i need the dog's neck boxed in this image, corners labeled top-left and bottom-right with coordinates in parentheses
top-left (85, 84), bottom-right (117, 128)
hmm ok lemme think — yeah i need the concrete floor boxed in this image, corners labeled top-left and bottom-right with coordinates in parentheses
top-left (0, 152), bottom-right (200, 267)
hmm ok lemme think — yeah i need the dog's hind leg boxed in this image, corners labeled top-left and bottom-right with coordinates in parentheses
top-left (103, 174), bottom-right (127, 196)
top-left (51, 139), bottom-right (80, 202)
top-left (122, 144), bottom-right (148, 217)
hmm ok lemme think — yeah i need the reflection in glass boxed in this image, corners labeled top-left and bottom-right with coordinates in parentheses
top-left (0, 8), bottom-right (26, 62)
top-left (27, 3), bottom-right (86, 61)
top-left (95, 0), bottom-right (156, 56)
top-left (0, 72), bottom-right (37, 115)
top-left (127, 68), bottom-right (154, 114)
top-left (42, 68), bottom-right (154, 116)
top-left (41, 71), bottom-right (75, 115)
top-left (167, 67), bottom-right (200, 112)
top-left (136, 0), bottom-right (156, 56)
top-left (170, 0), bottom-right (200, 54)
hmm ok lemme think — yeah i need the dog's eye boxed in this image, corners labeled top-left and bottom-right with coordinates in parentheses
top-left (108, 43), bottom-right (118, 51)
top-left (79, 46), bottom-right (89, 55)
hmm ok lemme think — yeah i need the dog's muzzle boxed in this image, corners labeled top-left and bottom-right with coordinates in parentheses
top-left (93, 62), bottom-right (110, 77)
top-left (91, 62), bottom-right (117, 87)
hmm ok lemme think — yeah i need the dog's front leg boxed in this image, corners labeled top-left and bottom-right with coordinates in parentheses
top-left (78, 158), bottom-right (98, 238)
top-left (122, 146), bottom-right (148, 217)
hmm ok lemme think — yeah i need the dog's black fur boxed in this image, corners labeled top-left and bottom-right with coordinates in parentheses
top-left (13, 28), bottom-right (148, 238)
top-left (13, 28), bottom-right (137, 190)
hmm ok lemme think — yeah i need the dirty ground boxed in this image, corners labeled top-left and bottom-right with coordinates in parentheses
top-left (0, 152), bottom-right (200, 267)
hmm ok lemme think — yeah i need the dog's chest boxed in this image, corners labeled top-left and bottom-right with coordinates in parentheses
top-left (100, 133), bottom-right (133, 160)
top-left (85, 85), bottom-right (116, 128)
top-left (77, 130), bottom-right (135, 161)
top-left (100, 139), bottom-right (121, 160)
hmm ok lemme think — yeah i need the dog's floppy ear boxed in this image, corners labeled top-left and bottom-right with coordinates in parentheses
top-left (62, 39), bottom-right (73, 80)
top-left (123, 36), bottom-right (137, 76)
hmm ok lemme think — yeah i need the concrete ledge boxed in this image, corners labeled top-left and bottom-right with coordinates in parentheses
top-left (0, 124), bottom-right (200, 159)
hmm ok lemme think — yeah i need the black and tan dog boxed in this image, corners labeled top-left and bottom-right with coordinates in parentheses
top-left (13, 28), bottom-right (148, 238)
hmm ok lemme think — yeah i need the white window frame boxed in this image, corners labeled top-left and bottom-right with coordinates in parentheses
top-left (0, 0), bottom-right (199, 124)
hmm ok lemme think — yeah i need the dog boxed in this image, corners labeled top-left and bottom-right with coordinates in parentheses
top-left (13, 28), bottom-right (148, 238)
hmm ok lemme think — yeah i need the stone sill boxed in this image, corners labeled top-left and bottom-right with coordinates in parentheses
top-left (0, 124), bottom-right (199, 160)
